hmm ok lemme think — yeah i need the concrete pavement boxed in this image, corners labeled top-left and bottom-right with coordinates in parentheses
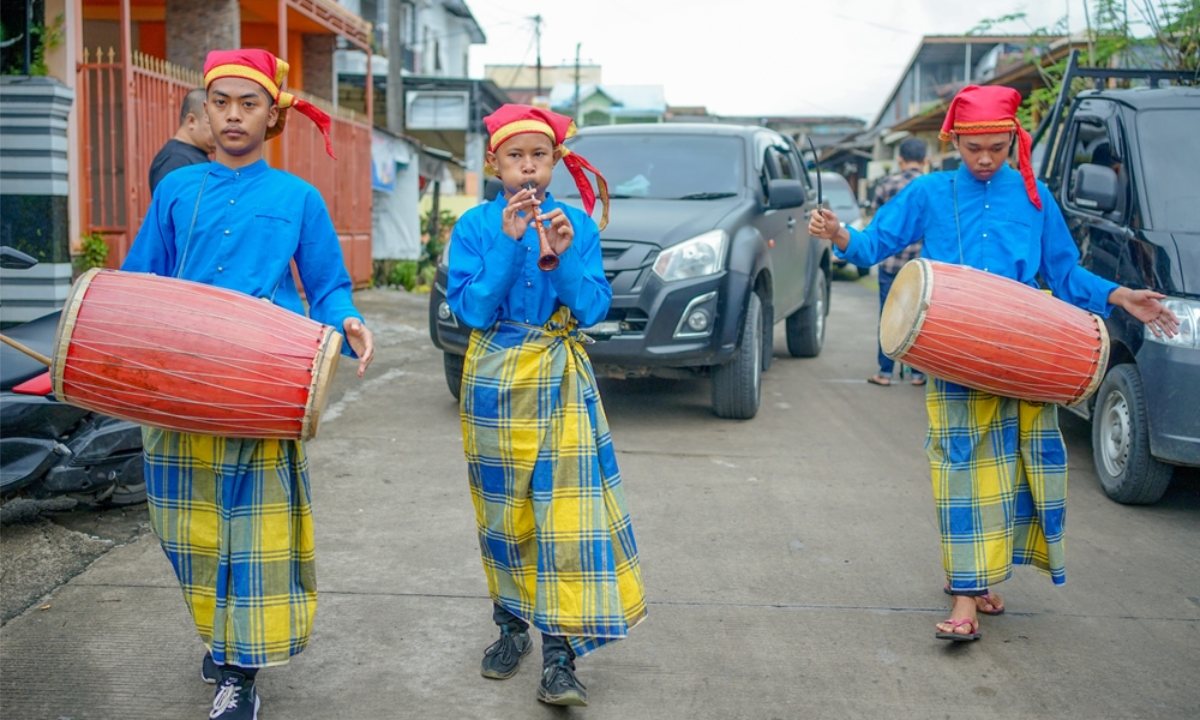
top-left (2, 275), bottom-right (1198, 719)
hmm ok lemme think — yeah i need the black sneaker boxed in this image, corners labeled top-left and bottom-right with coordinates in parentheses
top-left (201, 651), bottom-right (220, 685)
top-left (208, 671), bottom-right (259, 720)
top-left (537, 655), bottom-right (587, 707)
top-left (480, 626), bottom-right (532, 679)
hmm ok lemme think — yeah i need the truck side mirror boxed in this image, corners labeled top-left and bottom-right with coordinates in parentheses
top-left (1071, 163), bottom-right (1119, 213)
top-left (766, 178), bottom-right (805, 209)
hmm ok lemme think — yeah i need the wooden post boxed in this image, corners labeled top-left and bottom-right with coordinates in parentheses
top-left (120, 0), bottom-right (136, 238)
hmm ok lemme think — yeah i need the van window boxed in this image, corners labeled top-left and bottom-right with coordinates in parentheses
top-left (1136, 109), bottom-right (1200, 231)
top-left (1064, 116), bottom-right (1125, 217)
top-left (548, 134), bottom-right (744, 200)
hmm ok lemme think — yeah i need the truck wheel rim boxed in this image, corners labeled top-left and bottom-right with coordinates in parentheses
top-left (1099, 389), bottom-right (1131, 477)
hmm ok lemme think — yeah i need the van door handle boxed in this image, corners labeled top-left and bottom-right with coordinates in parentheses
top-left (787, 217), bottom-right (796, 229)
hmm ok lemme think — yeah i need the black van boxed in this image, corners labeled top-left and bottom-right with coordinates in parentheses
top-left (1036, 52), bottom-right (1199, 504)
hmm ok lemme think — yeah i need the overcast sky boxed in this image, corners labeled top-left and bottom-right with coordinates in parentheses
top-left (465, 0), bottom-right (1104, 122)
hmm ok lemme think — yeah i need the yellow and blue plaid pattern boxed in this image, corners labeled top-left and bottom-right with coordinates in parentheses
top-left (460, 307), bottom-right (646, 657)
top-left (925, 379), bottom-right (1067, 592)
top-left (142, 428), bottom-right (317, 668)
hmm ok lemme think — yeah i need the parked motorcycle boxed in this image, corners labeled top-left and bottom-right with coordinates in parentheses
top-left (0, 246), bottom-right (145, 506)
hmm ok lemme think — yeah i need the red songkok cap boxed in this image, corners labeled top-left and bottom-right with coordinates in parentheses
top-left (939, 85), bottom-right (1040, 209)
top-left (203, 48), bottom-right (335, 158)
top-left (484, 104), bottom-right (610, 230)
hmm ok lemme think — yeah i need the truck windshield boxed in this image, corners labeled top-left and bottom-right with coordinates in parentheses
top-left (1137, 109), bottom-right (1200, 231)
top-left (548, 134), bottom-right (743, 200)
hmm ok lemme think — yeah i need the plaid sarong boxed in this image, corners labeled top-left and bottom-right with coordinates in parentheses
top-left (925, 379), bottom-right (1067, 592)
top-left (459, 307), bottom-right (646, 657)
top-left (142, 428), bottom-right (317, 667)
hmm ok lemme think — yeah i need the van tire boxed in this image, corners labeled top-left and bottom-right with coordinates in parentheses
top-left (786, 270), bottom-right (827, 358)
top-left (1091, 364), bottom-right (1173, 504)
top-left (711, 292), bottom-right (762, 420)
top-left (444, 352), bottom-right (464, 401)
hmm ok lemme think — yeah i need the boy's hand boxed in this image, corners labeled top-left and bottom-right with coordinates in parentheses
top-left (1109, 287), bottom-right (1179, 338)
top-left (343, 317), bottom-right (375, 377)
top-left (807, 207), bottom-right (849, 249)
top-left (501, 187), bottom-right (539, 241)
top-left (538, 207), bottom-right (574, 255)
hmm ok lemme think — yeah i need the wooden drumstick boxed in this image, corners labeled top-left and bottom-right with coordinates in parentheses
top-left (0, 332), bottom-right (52, 366)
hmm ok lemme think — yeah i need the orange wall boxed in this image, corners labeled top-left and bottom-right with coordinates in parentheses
top-left (138, 22), bottom-right (166, 59)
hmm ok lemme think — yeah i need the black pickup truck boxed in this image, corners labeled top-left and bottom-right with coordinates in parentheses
top-left (429, 123), bottom-right (833, 419)
top-left (1035, 51), bottom-right (1199, 504)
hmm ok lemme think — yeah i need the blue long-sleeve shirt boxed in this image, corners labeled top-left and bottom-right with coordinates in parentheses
top-left (447, 191), bottom-right (612, 329)
top-left (838, 163), bottom-right (1118, 316)
top-left (122, 159), bottom-right (363, 353)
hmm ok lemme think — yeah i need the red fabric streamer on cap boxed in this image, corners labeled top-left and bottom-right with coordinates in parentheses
top-left (939, 85), bottom-right (1040, 210)
top-left (484, 104), bottom-right (610, 229)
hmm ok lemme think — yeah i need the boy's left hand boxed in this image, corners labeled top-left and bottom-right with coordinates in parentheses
top-left (1110, 287), bottom-right (1179, 338)
top-left (343, 317), bottom-right (375, 377)
top-left (538, 208), bottom-right (574, 255)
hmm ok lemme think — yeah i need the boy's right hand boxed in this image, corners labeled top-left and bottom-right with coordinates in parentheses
top-left (501, 187), bottom-right (539, 241)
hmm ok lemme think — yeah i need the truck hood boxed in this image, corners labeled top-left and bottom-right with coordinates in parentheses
top-left (599, 197), bottom-right (745, 248)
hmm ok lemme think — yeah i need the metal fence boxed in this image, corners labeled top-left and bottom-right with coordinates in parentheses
top-left (77, 49), bottom-right (372, 287)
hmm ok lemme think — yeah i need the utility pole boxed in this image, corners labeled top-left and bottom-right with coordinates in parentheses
top-left (532, 14), bottom-right (543, 98)
top-left (572, 42), bottom-right (581, 120)
top-left (386, 0), bottom-right (405, 134)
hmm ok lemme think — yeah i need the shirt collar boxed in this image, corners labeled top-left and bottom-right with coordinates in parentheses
top-left (955, 162), bottom-right (1013, 185)
top-left (209, 158), bottom-right (269, 179)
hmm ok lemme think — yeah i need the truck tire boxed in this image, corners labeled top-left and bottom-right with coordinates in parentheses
top-left (444, 351), bottom-right (464, 401)
top-left (785, 270), bottom-right (827, 357)
top-left (711, 292), bottom-right (762, 420)
top-left (1091, 364), bottom-right (1173, 504)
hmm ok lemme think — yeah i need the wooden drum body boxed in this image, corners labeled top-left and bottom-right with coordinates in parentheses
top-left (880, 259), bottom-right (1109, 406)
top-left (51, 269), bottom-right (342, 440)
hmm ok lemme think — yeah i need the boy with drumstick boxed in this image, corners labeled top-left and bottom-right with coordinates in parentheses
top-left (447, 104), bottom-right (646, 706)
top-left (122, 49), bottom-right (373, 719)
top-left (807, 85), bottom-right (1177, 642)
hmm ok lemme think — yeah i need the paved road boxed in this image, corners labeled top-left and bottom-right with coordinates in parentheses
top-left (2, 273), bottom-right (1197, 720)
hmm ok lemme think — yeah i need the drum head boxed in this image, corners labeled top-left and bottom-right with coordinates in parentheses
top-left (879, 259), bottom-right (932, 358)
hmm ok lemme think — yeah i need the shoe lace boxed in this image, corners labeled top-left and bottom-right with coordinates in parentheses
top-left (546, 656), bottom-right (586, 691)
top-left (209, 679), bottom-right (241, 718)
top-left (487, 626), bottom-right (522, 663)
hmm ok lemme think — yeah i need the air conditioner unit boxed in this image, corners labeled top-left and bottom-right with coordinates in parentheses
top-left (406, 90), bottom-right (469, 130)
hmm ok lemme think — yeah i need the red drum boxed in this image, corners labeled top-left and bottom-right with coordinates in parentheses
top-left (880, 259), bottom-right (1109, 406)
top-left (51, 269), bottom-right (343, 440)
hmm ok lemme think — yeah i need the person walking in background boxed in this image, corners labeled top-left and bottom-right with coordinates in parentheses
top-left (148, 87), bottom-right (215, 194)
top-left (868, 137), bottom-right (928, 387)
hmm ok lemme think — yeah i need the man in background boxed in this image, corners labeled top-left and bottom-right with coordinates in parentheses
top-left (148, 88), bottom-right (214, 194)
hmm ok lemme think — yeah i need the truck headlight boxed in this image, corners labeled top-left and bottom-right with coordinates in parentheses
top-left (652, 230), bottom-right (727, 282)
top-left (1145, 297), bottom-right (1200, 349)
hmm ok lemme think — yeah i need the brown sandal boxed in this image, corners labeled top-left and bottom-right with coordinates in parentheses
top-left (867, 374), bottom-right (892, 386)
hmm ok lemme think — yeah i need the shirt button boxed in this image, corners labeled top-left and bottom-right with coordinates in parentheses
top-left (984, 204), bottom-right (990, 209)
top-left (217, 266), bottom-right (224, 272)
top-left (983, 233), bottom-right (988, 238)
top-left (229, 199), bottom-right (236, 205)
top-left (525, 281), bottom-right (532, 287)
top-left (526, 246), bottom-right (531, 252)
top-left (224, 229), bottom-right (231, 235)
